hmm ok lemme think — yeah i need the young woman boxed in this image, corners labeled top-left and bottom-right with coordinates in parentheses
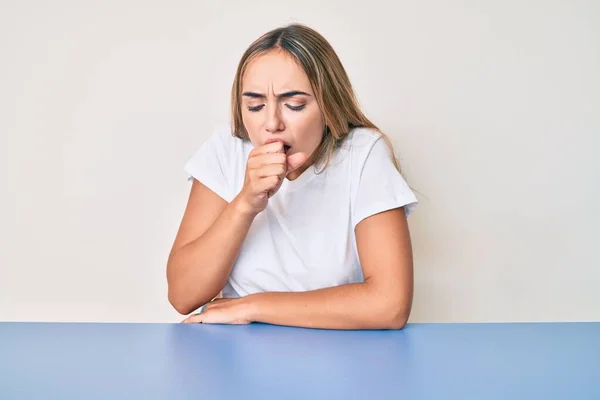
top-left (167, 23), bottom-right (418, 330)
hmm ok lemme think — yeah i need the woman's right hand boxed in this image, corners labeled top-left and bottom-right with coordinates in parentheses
top-left (237, 140), bottom-right (308, 215)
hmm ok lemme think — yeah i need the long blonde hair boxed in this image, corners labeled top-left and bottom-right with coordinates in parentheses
top-left (230, 23), bottom-right (402, 172)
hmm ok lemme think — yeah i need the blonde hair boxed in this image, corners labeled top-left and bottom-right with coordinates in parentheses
top-left (230, 23), bottom-right (402, 172)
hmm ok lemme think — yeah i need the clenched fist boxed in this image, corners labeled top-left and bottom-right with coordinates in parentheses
top-left (237, 139), bottom-right (308, 215)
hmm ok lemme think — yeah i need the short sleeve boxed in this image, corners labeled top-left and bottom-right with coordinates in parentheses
top-left (352, 136), bottom-right (418, 229)
top-left (184, 128), bottom-right (234, 202)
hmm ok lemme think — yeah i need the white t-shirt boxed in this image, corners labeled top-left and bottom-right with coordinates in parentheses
top-left (184, 124), bottom-right (418, 298)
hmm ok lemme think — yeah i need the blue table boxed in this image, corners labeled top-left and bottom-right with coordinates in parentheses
top-left (0, 322), bottom-right (598, 399)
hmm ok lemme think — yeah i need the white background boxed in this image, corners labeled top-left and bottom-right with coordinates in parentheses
top-left (1, 1), bottom-right (598, 323)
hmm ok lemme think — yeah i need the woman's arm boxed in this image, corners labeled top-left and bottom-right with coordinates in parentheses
top-left (168, 141), bottom-right (307, 315)
top-left (252, 207), bottom-right (413, 329)
top-left (167, 180), bottom-right (256, 315)
top-left (185, 207), bottom-right (414, 329)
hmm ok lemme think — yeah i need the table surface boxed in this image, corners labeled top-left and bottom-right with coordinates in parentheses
top-left (0, 322), bottom-right (598, 399)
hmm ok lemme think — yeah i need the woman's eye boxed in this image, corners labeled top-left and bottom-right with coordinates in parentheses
top-left (286, 104), bottom-right (306, 111)
top-left (247, 105), bottom-right (264, 112)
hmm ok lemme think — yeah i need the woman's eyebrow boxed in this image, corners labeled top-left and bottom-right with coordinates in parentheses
top-left (242, 90), bottom-right (311, 99)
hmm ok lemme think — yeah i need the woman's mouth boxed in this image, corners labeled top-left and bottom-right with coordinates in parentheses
top-left (283, 144), bottom-right (291, 153)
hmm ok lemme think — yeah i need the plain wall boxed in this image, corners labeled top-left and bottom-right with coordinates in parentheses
top-left (1, 0), bottom-right (599, 323)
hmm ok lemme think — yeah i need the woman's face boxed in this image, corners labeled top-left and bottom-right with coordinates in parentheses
top-left (240, 50), bottom-right (324, 176)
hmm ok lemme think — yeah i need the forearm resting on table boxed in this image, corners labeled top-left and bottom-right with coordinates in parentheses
top-left (167, 197), bottom-right (255, 314)
top-left (247, 279), bottom-right (411, 330)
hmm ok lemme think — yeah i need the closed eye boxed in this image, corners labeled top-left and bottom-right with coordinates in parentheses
top-left (247, 104), bottom-right (305, 112)
top-left (247, 105), bottom-right (264, 112)
top-left (286, 104), bottom-right (306, 111)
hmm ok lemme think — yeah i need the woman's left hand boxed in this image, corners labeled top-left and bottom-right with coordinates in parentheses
top-left (181, 297), bottom-right (254, 325)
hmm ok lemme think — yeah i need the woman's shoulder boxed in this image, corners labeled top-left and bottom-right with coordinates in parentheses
top-left (340, 126), bottom-right (387, 157)
top-left (337, 126), bottom-right (389, 166)
top-left (184, 123), bottom-right (249, 202)
top-left (195, 123), bottom-right (251, 165)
